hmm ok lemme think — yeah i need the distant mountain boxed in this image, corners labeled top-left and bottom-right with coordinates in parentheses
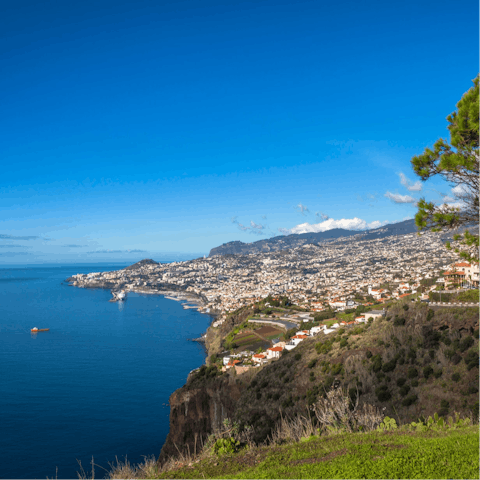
top-left (123, 258), bottom-right (159, 270)
top-left (208, 219), bottom-right (418, 256)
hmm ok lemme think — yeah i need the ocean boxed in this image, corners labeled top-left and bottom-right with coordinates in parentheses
top-left (0, 264), bottom-right (212, 479)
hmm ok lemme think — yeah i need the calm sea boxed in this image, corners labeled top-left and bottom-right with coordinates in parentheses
top-left (0, 264), bottom-right (211, 479)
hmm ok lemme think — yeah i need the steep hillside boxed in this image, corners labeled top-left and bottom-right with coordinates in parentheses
top-left (160, 301), bottom-right (479, 460)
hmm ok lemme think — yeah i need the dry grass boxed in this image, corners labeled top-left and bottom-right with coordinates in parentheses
top-left (312, 387), bottom-right (384, 433)
top-left (269, 411), bottom-right (317, 444)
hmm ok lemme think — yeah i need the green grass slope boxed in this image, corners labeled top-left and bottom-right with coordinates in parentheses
top-left (158, 425), bottom-right (479, 479)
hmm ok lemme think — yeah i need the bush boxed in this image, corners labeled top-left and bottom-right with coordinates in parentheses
top-left (399, 385), bottom-right (411, 396)
top-left (465, 349), bottom-right (479, 370)
top-left (375, 385), bottom-right (391, 402)
top-left (459, 336), bottom-right (474, 352)
top-left (451, 372), bottom-right (461, 382)
top-left (365, 350), bottom-right (372, 359)
top-left (402, 394), bottom-right (418, 407)
top-left (402, 304), bottom-right (409, 311)
top-left (213, 437), bottom-right (240, 456)
top-left (397, 377), bottom-right (407, 387)
top-left (339, 338), bottom-right (348, 348)
top-left (426, 309), bottom-right (435, 321)
top-left (433, 369), bottom-right (443, 379)
top-left (407, 367), bottom-right (418, 379)
top-left (439, 399), bottom-right (450, 417)
top-left (308, 359), bottom-right (317, 369)
top-left (394, 317), bottom-right (406, 326)
top-left (294, 353), bottom-right (302, 361)
top-left (382, 359), bottom-right (397, 373)
top-left (451, 353), bottom-right (462, 365)
top-left (423, 365), bottom-right (434, 379)
top-left (411, 379), bottom-right (419, 387)
top-left (371, 354), bottom-right (383, 372)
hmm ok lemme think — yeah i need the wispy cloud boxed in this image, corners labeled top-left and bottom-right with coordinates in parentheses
top-left (384, 192), bottom-right (417, 204)
top-left (294, 203), bottom-right (310, 215)
top-left (0, 244), bottom-right (28, 248)
top-left (315, 211), bottom-right (329, 221)
top-left (61, 244), bottom-right (86, 248)
top-left (86, 249), bottom-right (147, 254)
top-left (0, 234), bottom-right (40, 240)
top-left (398, 173), bottom-right (422, 192)
top-left (279, 217), bottom-right (389, 235)
top-left (0, 251), bottom-right (30, 256)
top-left (231, 216), bottom-right (267, 235)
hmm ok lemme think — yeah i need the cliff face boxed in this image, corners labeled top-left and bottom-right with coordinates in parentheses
top-left (159, 376), bottom-right (245, 462)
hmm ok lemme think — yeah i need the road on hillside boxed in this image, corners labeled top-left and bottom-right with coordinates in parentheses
top-left (248, 318), bottom-right (298, 330)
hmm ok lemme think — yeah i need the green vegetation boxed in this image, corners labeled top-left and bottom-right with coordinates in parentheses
top-left (152, 425), bottom-right (478, 479)
top-left (411, 75), bottom-right (479, 262)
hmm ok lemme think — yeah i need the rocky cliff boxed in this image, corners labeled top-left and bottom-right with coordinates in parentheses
top-left (159, 376), bottom-right (245, 463)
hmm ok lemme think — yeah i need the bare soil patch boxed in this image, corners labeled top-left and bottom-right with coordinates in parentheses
top-left (255, 326), bottom-right (283, 336)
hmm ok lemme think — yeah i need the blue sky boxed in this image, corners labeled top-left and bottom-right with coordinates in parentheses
top-left (0, 0), bottom-right (478, 264)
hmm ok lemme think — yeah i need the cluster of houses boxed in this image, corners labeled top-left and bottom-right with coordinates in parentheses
top-left (221, 309), bottom-right (386, 374)
top-left (442, 262), bottom-right (479, 287)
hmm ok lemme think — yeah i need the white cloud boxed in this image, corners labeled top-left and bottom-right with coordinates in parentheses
top-left (384, 192), bottom-right (418, 204)
top-left (398, 173), bottom-right (422, 192)
top-left (279, 217), bottom-right (389, 235)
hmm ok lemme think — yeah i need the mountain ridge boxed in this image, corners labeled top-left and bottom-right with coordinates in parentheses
top-left (209, 219), bottom-right (418, 256)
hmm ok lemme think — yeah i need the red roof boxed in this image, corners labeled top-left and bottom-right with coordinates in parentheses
top-left (454, 263), bottom-right (471, 267)
top-left (253, 354), bottom-right (266, 358)
top-left (443, 271), bottom-right (466, 276)
top-left (268, 346), bottom-right (283, 352)
top-left (292, 335), bottom-right (307, 339)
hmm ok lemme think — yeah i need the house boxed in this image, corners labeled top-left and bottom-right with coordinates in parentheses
top-left (252, 353), bottom-right (266, 364)
top-left (291, 334), bottom-right (308, 345)
top-left (361, 310), bottom-right (385, 321)
top-left (266, 346), bottom-right (284, 359)
top-left (310, 325), bottom-right (324, 334)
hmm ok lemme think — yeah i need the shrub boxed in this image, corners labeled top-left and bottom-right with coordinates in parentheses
top-left (371, 354), bottom-right (382, 372)
top-left (394, 317), bottom-right (406, 326)
top-left (451, 353), bottom-right (462, 365)
top-left (402, 304), bottom-right (409, 311)
top-left (423, 365), bottom-right (434, 379)
top-left (465, 349), bottom-right (479, 363)
top-left (407, 348), bottom-right (417, 362)
top-left (459, 336), bottom-right (474, 352)
top-left (399, 385), bottom-right (410, 396)
top-left (407, 367), bottom-right (418, 379)
top-left (382, 359), bottom-right (397, 373)
top-left (467, 360), bottom-right (478, 371)
top-left (466, 385), bottom-right (479, 394)
top-left (375, 385), bottom-right (391, 402)
top-left (402, 394), bottom-right (418, 407)
top-left (433, 369), bottom-right (443, 379)
top-left (213, 437), bottom-right (240, 456)
top-left (411, 379), bottom-right (419, 387)
top-left (339, 338), bottom-right (348, 348)
top-left (308, 359), bottom-right (317, 369)
top-left (439, 399), bottom-right (450, 417)
top-left (294, 353), bottom-right (302, 361)
top-left (426, 309), bottom-right (435, 321)
top-left (397, 377), bottom-right (407, 387)
top-left (365, 350), bottom-right (372, 359)
top-left (451, 372), bottom-right (461, 382)
top-left (330, 363), bottom-right (343, 376)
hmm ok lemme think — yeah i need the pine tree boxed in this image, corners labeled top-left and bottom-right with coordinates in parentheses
top-left (411, 76), bottom-right (479, 261)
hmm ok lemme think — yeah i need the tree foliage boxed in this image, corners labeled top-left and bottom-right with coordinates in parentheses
top-left (411, 75), bottom-right (479, 261)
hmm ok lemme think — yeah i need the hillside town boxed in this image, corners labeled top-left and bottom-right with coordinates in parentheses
top-left (68, 230), bottom-right (478, 373)
top-left (69, 230), bottom-right (477, 316)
